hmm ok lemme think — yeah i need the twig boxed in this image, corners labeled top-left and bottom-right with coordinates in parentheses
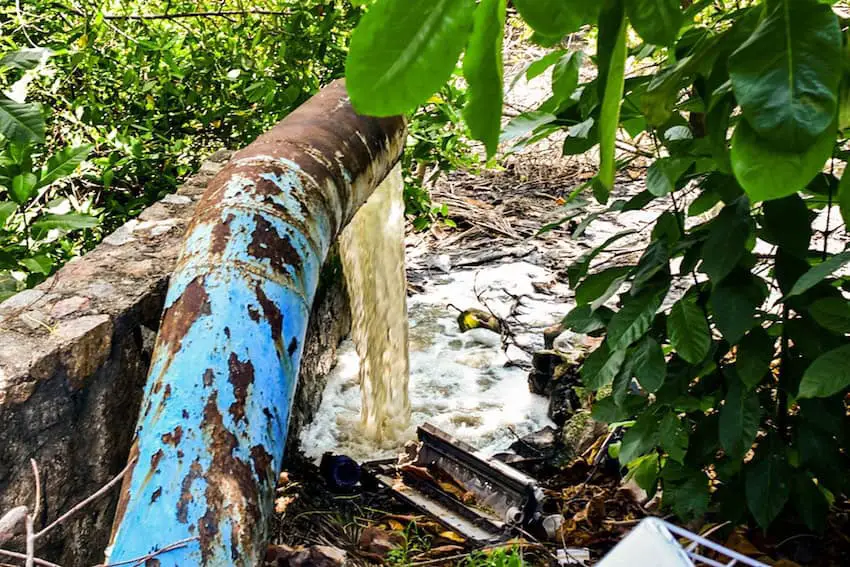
top-left (96, 536), bottom-right (198, 567)
top-left (30, 460), bottom-right (40, 525)
top-left (74, 9), bottom-right (295, 20)
top-left (34, 458), bottom-right (136, 541)
top-left (27, 460), bottom-right (40, 567)
top-left (25, 515), bottom-right (34, 567)
top-left (0, 549), bottom-right (60, 567)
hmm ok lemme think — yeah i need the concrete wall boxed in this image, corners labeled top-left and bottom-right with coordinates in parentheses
top-left (0, 150), bottom-right (350, 564)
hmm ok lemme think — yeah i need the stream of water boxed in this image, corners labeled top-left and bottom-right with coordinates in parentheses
top-left (338, 164), bottom-right (411, 443)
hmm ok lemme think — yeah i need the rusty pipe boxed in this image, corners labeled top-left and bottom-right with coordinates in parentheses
top-left (106, 80), bottom-right (405, 566)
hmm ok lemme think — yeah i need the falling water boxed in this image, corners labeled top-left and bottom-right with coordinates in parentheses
top-left (339, 164), bottom-right (411, 442)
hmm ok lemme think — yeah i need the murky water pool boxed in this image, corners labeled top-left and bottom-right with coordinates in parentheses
top-left (299, 261), bottom-right (569, 462)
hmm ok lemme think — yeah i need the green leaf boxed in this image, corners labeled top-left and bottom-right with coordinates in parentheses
top-left (746, 451), bottom-right (791, 529)
top-left (626, 0), bottom-right (684, 46)
top-left (699, 197), bottom-right (750, 283)
top-left (563, 304), bottom-right (613, 334)
top-left (0, 48), bottom-right (51, 70)
top-left (345, 0), bottom-right (476, 116)
top-left (500, 111), bottom-right (556, 141)
top-left (808, 297), bottom-right (850, 333)
top-left (512, 0), bottom-right (598, 37)
top-left (567, 229), bottom-right (637, 286)
top-left (632, 336), bottom-right (666, 393)
top-left (10, 172), bottom-right (37, 205)
top-left (31, 213), bottom-right (100, 233)
top-left (762, 194), bottom-right (811, 258)
top-left (839, 165), bottom-right (850, 229)
top-left (0, 202), bottom-right (17, 226)
top-left (619, 411), bottom-right (660, 465)
top-left (659, 412), bottom-right (689, 463)
top-left (728, 0), bottom-right (841, 152)
top-left (786, 251), bottom-right (850, 297)
top-left (628, 454), bottom-right (660, 494)
top-left (607, 287), bottom-right (666, 350)
top-left (730, 118), bottom-right (835, 203)
top-left (736, 327), bottom-right (775, 390)
top-left (19, 255), bottom-right (52, 275)
top-left (709, 272), bottom-right (765, 344)
top-left (792, 474), bottom-right (829, 533)
top-left (462, 0), bottom-right (506, 157)
top-left (646, 157), bottom-right (694, 197)
top-left (524, 50), bottom-right (566, 81)
top-left (0, 96), bottom-right (44, 144)
top-left (595, 0), bottom-right (628, 201)
top-left (798, 344), bottom-right (850, 398)
top-left (552, 51), bottom-right (582, 104)
top-left (581, 341), bottom-right (627, 391)
top-left (719, 376), bottom-right (760, 460)
top-left (38, 144), bottom-right (93, 189)
top-left (668, 296), bottom-right (710, 364)
top-left (592, 396), bottom-right (626, 422)
top-left (575, 265), bottom-right (631, 307)
top-left (662, 462), bottom-right (710, 519)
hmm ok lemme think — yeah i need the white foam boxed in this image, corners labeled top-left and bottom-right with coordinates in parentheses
top-left (299, 261), bottom-right (562, 463)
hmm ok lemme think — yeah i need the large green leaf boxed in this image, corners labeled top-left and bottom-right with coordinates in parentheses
top-left (659, 412), bottom-right (689, 463)
top-left (462, 0), bottom-right (505, 157)
top-left (793, 474), bottom-right (829, 533)
top-left (632, 336), bottom-right (666, 392)
top-left (839, 165), bottom-right (850, 229)
top-left (736, 327), bottom-right (775, 390)
top-left (728, 0), bottom-right (841, 152)
top-left (567, 229), bottom-right (637, 286)
top-left (607, 288), bottom-right (666, 350)
top-left (31, 213), bottom-right (100, 234)
top-left (808, 297), bottom-right (850, 333)
top-left (699, 197), bottom-right (751, 282)
top-left (0, 202), bottom-right (17, 227)
top-left (581, 341), bottom-right (627, 391)
top-left (798, 344), bottom-right (850, 398)
top-left (524, 50), bottom-right (566, 81)
top-left (0, 96), bottom-right (44, 144)
top-left (0, 48), bottom-right (51, 70)
top-left (786, 251), bottom-right (850, 297)
top-left (595, 0), bottom-right (627, 202)
top-left (746, 451), bottom-right (791, 529)
top-left (500, 111), bottom-right (556, 141)
top-left (709, 272), bottom-right (766, 344)
top-left (619, 411), bottom-right (660, 465)
top-left (575, 265), bottom-right (631, 307)
top-left (662, 462), bottom-right (710, 519)
top-left (563, 304), bottom-right (614, 334)
top-left (551, 51), bottom-right (582, 105)
top-left (730, 117), bottom-right (835, 203)
top-left (38, 144), bottom-right (93, 189)
top-left (345, 0), bottom-right (476, 116)
top-left (719, 376), bottom-right (760, 460)
top-left (512, 0), bottom-right (599, 37)
top-left (762, 194), bottom-right (811, 258)
top-left (646, 157), bottom-right (694, 197)
top-left (626, 0), bottom-right (684, 46)
top-left (10, 173), bottom-right (37, 205)
top-left (668, 296), bottom-right (711, 364)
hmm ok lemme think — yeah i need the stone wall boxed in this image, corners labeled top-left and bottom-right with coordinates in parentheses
top-left (0, 150), bottom-right (350, 565)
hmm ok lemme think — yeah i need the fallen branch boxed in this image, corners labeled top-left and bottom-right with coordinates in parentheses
top-left (96, 536), bottom-right (199, 567)
top-left (34, 458), bottom-right (136, 541)
top-left (0, 549), bottom-right (60, 567)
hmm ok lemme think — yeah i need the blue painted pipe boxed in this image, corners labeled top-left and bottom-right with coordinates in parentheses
top-left (106, 81), bottom-right (405, 566)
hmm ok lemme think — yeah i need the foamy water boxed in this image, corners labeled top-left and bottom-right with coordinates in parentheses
top-left (299, 261), bottom-right (566, 463)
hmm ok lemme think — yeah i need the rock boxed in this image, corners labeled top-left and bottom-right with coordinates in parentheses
top-left (50, 296), bottom-right (91, 319)
top-left (543, 323), bottom-right (564, 349)
top-left (358, 526), bottom-right (405, 557)
top-left (561, 411), bottom-right (607, 460)
top-left (528, 350), bottom-right (572, 395)
top-left (548, 362), bottom-right (582, 425)
top-left (510, 426), bottom-right (558, 458)
top-left (266, 544), bottom-right (347, 567)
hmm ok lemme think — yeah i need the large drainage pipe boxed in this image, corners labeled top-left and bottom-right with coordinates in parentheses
top-left (106, 80), bottom-right (405, 566)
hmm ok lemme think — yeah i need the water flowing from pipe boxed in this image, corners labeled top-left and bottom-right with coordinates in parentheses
top-left (339, 164), bottom-right (410, 442)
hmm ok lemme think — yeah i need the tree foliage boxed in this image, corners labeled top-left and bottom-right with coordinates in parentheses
top-left (347, 0), bottom-right (850, 531)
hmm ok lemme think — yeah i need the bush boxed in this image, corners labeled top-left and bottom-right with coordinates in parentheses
top-left (345, 0), bottom-right (850, 532)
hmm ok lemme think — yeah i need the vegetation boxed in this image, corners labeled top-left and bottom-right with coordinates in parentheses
top-left (0, 0), bottom-right (475, 300)
top-left (346, 0), bottom-right (850, 534)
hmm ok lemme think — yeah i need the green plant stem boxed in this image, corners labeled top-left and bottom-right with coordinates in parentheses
top-left (777, 305), bottom-right (790, 440)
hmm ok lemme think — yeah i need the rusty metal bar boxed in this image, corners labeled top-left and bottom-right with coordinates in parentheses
top-left (106, 80), bottom-right (405, 566)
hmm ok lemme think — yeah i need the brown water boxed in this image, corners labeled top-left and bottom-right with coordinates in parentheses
top-left (339, 164), bottom-right (411, 442)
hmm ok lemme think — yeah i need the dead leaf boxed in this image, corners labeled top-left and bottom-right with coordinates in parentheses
top-left (275, 495), bottom-right (297, 514)
top-left (438, 531), bottom-right (466, 544)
